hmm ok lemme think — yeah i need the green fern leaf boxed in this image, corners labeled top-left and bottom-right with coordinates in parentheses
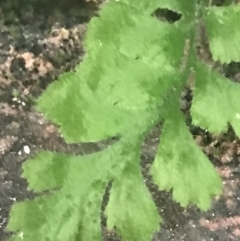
top-left (37, 0), bottom-right (191, 144)
top-left (150, 101), bottom-right (222, 210)
top-left (36, 72), bottom-right (151, 143)
top-left (6, 1), bottom-right (230, 241)
top-left (105, 139), bottom-right (160, 241)
top-left (7, 149), bottom-right (115, 241)
top-left (191, 62), bottom-right (240, 137)
top-left (204, 4), bottom-right (240, 63)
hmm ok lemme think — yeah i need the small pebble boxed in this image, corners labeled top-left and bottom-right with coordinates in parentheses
top-left (23, 145), bottom-right (30, 154)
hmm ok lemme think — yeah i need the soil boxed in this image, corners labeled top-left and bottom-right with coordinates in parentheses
top-left (1, 1), bottom-right (240, 241)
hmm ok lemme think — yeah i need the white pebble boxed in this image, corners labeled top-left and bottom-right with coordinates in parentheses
top-left (23, 145), bottom-right (30, 154)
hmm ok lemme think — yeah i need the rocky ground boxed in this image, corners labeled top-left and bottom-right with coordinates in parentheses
top-left (0, 1), bottom-right (240, 241)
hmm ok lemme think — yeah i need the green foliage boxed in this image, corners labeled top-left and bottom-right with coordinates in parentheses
top-left (204, 4), bottom-right (240, 63)
top-left (6, 0), bottom-right (240, 241)
top-left (150, 105), bottom-right (221, 210)
top-left (191, 62), bottom-right (240, 136)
